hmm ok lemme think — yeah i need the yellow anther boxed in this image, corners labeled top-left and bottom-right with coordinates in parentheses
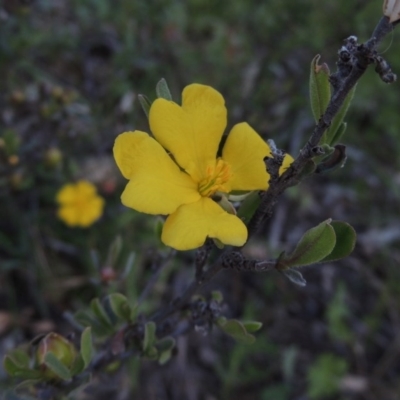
top-left (198, 159), bottom-right (232, 197)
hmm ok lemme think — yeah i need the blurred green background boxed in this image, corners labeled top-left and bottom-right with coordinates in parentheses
top-left (1, 0), bottom-right (400, 399)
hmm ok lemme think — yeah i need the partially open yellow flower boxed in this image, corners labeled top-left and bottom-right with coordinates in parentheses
top-left (56, 180), bottom-right (105, 227)
top-left (114, 84), bottom-right (292, 250)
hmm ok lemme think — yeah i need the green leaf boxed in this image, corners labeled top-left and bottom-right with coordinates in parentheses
top-left (280, 219), bottom-right (336, 268)
top-left (106, 236), bottom-right (122, 267)
top-left (143, 321), bottom-right (157, 353)
top-left (157, 337), bottom-right (176, 365)
top-left (242, 321), bottom-right (263, 333)
top-left (325, 85), bottom-right (356, 146)
top-left (6, 349), bottom-right (30, 369)
top-left (307, 353), bottom-right (348, 399)
top-left (156, 78), bottom-right (173, 100)
top-left (3, 355), bottom-right (23, 376)
top-left (211, 290), bottom-right (223, 303)
top-left (80, 327), bottom-right (93, 368)
top-left (282, 269), bottom-right (307, 286)
top-left (73, 310), bottom-right (101, 329)
top-left (158, 349), bottom-right (173, 365)
top-left (138, 94), bottom-right (151, 118)
top-left (329, 122), bottom-right (347, 146)
top-left (216, 318), bottom-right (256, 345)
top-left (320, 221), bottom-right (356, 262)
top-left (146, 346), bottom-right (159, 360)
top-left (309, 55), bottom-right (331, 124)
top-left (43, 352), bottom-right (72, 381)
top-left (130, 303), bottom-right (139, 322)
top-left (156, 337), bottom-right (176, 352)
top-left (106, 293), bottom-right (132, 321)
top-left (90, 298), bottom-right (112, 327)
top-left (70, 355), bottom-right (85, 376)
top-left (236, 191), bottom-right (261, 224)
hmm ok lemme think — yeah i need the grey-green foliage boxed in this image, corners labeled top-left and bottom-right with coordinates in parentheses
top-left (307, 353), bottom-right (348, 399)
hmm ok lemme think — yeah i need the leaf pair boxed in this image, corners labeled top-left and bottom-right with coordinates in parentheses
top-left (278, 219), bottom-right (356, 285)
top-left (216, 317), bottom-right (263, 345)
top-left (142, 321), bottom-right (176, 365)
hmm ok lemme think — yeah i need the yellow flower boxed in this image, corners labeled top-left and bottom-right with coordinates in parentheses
top-left (114, 84), bottom-right (292, 250)
top-left (56, 180), bottom-right (105, 227)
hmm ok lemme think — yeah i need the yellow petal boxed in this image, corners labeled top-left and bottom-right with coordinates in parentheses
top-left (58, 205), bottom-right (79, 227)
top-left (149, 84), bottom-right (227, 182)
top-left (78, 196), bottom-right (105, 227)
top-left (222, 122), bottom-right (272, 191)
top-left (56, 183), bottom-right (76, 205)
top-left (279, 153), bottom-right (294, 175)
top-left (162, 197), bottom-right (247, 250)
top-left (114, 130), bottom-right (154, 180)
top-left (114, 131), bottom-right (200, 214)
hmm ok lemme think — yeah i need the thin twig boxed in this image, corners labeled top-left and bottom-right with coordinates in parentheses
top-left (139, 16), bottom-right (397, 334)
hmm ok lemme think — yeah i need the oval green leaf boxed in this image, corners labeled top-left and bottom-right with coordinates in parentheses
top-left (320, 221), bottom-right (356, 262)
top-left (282, 219), bottom-right (336, 267)
top-left (216, 318), bottom-right (255, 345)
top-left (242, 321), bottom-right (263, 333)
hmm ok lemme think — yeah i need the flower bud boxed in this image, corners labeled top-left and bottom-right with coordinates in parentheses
top-left (44, 147), bottom-right (63, 168)
top-left (36, 333), bottom-right (77, 379)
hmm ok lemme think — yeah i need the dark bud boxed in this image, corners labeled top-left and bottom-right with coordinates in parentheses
top-left (315, 144), bottom-right (347, 174)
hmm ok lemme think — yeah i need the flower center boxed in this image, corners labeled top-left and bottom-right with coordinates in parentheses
top-left (198, 158), bottom-right (232, 197)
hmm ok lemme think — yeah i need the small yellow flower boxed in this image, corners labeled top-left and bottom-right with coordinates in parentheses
top-left (114, 84), bottom-right (292, 250)
top-left (56, 180), bottom-right (104, 227)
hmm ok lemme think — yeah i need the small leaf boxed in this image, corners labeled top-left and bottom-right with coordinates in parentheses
top-left (70, 355), bottom-right (85, 376)
top-left (6, 349), bottom-right (30, 369)
top-left (156, 337), bottom-right (176, 365)
top-left (106, 293), bottom-right (132, 321)
top-left (43, 352), bottom-right (72, 381)
top-left (143, 322), bottom-right (157, 352)
top-left (325, 85), bottom-right (356, 146)
top-left (138, 94), bottom-right (151, 118)
top-left (130, 303), bottom-right (139, 322)
top-left (309, 55), bottom-right (331, 124)
top-left (73, 310), bottom-right (103, 330)
top-left (90, 298), bottom-right (112, 328)
top-left (280, 219), bottom-right (336, 268)
top-left (80, 327), bottom-right (93, 368)
top-left (242, 321), bottom-right (263, 333)
top-left (156, 337), bottom-right (176, 352)
top-left (158, 349), bottom-right (173, 365)
top-left (105, 236), bottom-right (122, 267)
top-left (329, 122), bottom-right (347, 146)
top-left (236, 191), bottom-right (261, 224)
top-left (211, 290), bottom-right (223, 303)
top-left (156, 78), bottom-right (173, 100)
top-left (320, 221), bottom-right (356, 262)
top-left (3, 355), bottom-right (23, 376)
top-left (282, 269), bottom-right (307, 287)
top-left (145, 346), bottom-right (158, 360)
top-left (216, 318), bottom-right (255, 345)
